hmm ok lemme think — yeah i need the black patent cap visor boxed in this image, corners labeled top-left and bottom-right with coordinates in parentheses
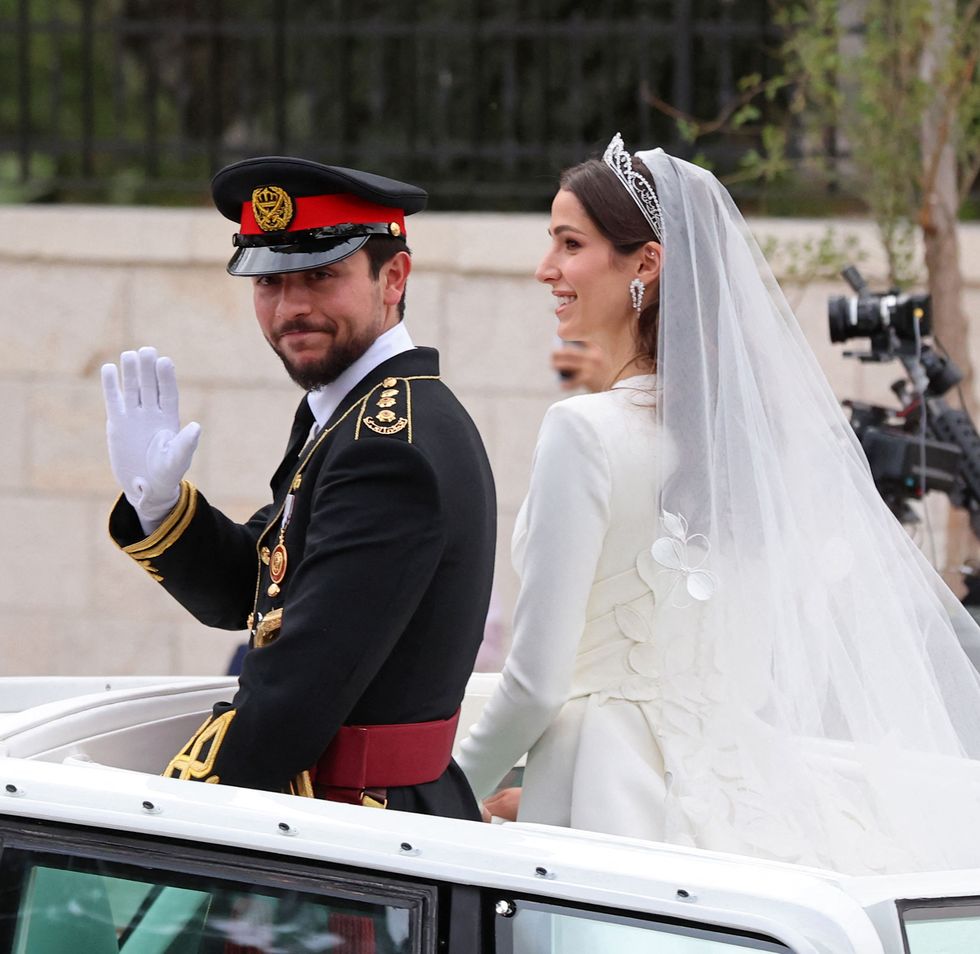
top-left (226, 236), bottom-right (370, 276)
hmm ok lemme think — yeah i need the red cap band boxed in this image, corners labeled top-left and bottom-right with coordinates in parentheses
top-left (239, 193), bottom-right (406, 235)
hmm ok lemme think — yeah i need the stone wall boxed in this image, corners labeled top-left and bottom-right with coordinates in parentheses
top-left (2, 205), bottom-right (980, 675)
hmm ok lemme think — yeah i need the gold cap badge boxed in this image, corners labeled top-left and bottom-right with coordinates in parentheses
top-left (252, 185), bottom-right (295, 232)
top-left (389, 221), bottom-right (402, 237)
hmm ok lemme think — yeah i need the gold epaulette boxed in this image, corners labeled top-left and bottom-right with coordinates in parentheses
top-left (115, 480), bottom-right (197, 582)
top-left (355, 375), bottom-right (431, 443)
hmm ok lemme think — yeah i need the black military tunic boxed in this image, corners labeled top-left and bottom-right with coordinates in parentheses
top-left (109, 346), bottom-right (496, 819)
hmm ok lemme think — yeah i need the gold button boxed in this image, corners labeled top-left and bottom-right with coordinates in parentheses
top-left (377, 397), bottom-right (396, 408)
top-left (377, 409), bottom-right (396, 423)
top-left (381, 388), bottom-right (399, 398)
top-left (383, 377), bottom-right (398, 387)
top-left (267, 583), bottom-right (280, 598)
top-left (389, 222), bottom-right (402, 237)
top-left (260, 547), bottom-right (271, 565)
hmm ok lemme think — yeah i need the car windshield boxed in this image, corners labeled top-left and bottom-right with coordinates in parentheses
top-left (901, 898), bottom-right (980, 954)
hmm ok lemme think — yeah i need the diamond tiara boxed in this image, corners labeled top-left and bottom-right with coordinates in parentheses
top-left (602, 133), bottom-right (663, 241)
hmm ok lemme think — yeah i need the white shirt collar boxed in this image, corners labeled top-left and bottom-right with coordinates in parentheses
top-left (306, 322), bottom-right (415, 428)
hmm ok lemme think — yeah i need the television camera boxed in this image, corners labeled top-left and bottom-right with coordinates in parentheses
top-left (829, 266), bottom-right (980, 541)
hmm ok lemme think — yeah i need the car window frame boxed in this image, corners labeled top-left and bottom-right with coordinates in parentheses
top-left (0, 817), bottom-right (440, 953)
top-left (489, 892), bottom-right (795, 953)
top-left (897, 895), bottom-right (980, 954)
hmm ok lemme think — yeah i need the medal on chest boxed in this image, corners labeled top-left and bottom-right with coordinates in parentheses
top-left (270, 541), bottom-right (288, 584)
top-left (267, 476), bottom-right (300, 597)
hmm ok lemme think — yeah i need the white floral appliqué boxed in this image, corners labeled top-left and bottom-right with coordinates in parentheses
top-left (651, 510), bottom-right (717, 606)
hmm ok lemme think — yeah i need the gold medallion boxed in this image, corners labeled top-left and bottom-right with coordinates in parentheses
top-left (383, 377), bottom-right (398, 387)
top-left (270, 543), bottom-right (288, 584)
top-left (251, 185), bottom-right (295, 232)
top-left (377, 409), bottom-right (397, 423)
top-left (381, 388), bottom-right (399, 398)
top-left (377, 397), bottom-right (396, 408)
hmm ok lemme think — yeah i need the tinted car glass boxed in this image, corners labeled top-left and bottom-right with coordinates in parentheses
top-left (901, 898), bottom-right (980, 954)
top-left (494, 898), bottom-right (792, 953)
top-left (0, 845), bottom-right (417, 954)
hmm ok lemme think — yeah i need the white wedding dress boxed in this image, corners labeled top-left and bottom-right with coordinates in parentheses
top-left (458, 376), bottom-right (980, 875)
top-left (459, 377), bottom-right (677, 840)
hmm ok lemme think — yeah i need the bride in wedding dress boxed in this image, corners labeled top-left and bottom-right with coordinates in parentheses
top-left (457, 134), bottom-right (980, 875)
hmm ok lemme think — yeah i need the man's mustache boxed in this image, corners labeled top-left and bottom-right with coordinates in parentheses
top-left (275, 320), bottom-right (335, 340)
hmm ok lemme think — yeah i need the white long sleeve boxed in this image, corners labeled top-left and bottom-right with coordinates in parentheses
top-left (457, 400), bottom-right (610, 798)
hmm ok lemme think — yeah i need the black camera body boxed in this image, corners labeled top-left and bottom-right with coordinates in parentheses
top-left (828, 290), bottom-right (931, 345)
top-left (828, 265), bottom-right (931, 350)
top-left (829, 266), bottom-right (980, 543)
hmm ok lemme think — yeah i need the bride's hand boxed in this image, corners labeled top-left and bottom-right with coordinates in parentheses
top-left (482, 786), bottom-right (522, 822)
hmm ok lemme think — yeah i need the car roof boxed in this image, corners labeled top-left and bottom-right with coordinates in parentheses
top-left (2, 676), bottom-right (980, 954)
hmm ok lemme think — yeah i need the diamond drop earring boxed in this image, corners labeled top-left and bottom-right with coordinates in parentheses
top-left (629, 278), bottom-right (645, 317)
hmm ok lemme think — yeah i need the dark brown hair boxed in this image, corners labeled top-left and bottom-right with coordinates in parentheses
top-left (559, 157), bottom-right (660, 369)
top-left (364, 235), bottom-right (410, 320)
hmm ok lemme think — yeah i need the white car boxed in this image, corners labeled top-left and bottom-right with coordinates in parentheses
top-left (0, 674), bottom-right (977, 953)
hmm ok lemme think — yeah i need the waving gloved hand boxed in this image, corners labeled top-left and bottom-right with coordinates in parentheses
top-left (102, 346), bottom-right (201, 527)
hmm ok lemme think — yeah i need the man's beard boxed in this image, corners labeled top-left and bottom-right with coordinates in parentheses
top-left (272, 326), bottom-right (377, 391)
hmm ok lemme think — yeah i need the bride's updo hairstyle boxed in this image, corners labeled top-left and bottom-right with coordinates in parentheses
top-left (559, 156), bottom-right (661, 369)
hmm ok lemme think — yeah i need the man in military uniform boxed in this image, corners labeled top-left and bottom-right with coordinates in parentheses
top-left (101, 158), bottom-right (496, 820)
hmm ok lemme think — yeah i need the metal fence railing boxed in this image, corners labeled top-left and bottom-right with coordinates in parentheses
top-left (1, 0), bottom-right (778, 210)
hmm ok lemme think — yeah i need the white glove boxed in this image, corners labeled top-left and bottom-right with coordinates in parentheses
top-left (102, 346), bottom-right (201, 528)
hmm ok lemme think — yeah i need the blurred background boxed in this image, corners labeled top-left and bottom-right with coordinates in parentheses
top-left (3, 0), bottom-right (980, 675)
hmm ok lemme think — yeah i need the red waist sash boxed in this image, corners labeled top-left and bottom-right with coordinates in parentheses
top-left (313, 709), bottom-right (460, 794)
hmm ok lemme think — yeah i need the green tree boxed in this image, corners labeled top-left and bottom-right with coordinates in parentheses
top-left (787, 0), bottom-right (980, 581)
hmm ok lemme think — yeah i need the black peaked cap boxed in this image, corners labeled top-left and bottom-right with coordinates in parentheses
top-left (211, 156), bottom-right (427, 222)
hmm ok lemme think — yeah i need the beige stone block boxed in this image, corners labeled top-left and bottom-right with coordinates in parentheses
top-left (195, 385), bottom-right (302, 501)
top-left (0, 263), bottom-right (128, 376)
top-left (491, 506), bottom-right (521, 653)
top-left (490, 394), bottom-right (552, 512)
top-left (962, 230), bottom-right (980, 289)
top-left (0, 206), bottom-right (227, 267)
top-left (172, 621), bottom-right (247, 677)
top-left (126, 267), bottom-right (281, 386)
top-left (28, 380), bottom-right (117, 495)
top-left (60, 614), bottom-right (179, 676)
top-left (0, 494), bottom-right (90, 610)
top-left (442, 275), bottom-right (558, 394)
top-left (451, 391), bottom-right (498, 470)
top-left (92, 529), bottom-right (198, 622)
top-left (0, 381), bottom-right (29, 491)
top-left (412, 212), bottom-right (549, 278)
top-left (750, 217), bottom-right (892, 287)
top-left (402, 272), bottom-right (444, 350)
top-left (0, 611), bottom-right (72, 675)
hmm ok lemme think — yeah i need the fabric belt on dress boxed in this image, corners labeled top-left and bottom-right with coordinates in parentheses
top-left (312, 709), bottom-right (460, 808)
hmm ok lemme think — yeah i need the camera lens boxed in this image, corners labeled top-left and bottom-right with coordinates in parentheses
top-left (828, 295), bottom-right (856, 343)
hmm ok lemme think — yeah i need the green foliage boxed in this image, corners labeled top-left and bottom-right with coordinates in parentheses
top-left (657, 0), bottom-right (980, 285)
top-left (776, 0), bottom-right (937, 284)
top-left (757, 226), bottom-right (869, 285)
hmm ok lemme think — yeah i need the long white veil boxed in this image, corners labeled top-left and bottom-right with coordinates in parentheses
top-left (639, 146), bottom-right (980, 872)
